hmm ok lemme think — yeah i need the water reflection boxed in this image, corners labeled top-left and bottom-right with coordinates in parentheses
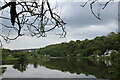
top-left (2, 64), bottom-right (95, 78)
top-left (1, 58), bottom-right (120, 79)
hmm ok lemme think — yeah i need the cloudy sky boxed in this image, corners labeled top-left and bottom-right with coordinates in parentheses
top-left (1, 1), bottom-right (118, 50)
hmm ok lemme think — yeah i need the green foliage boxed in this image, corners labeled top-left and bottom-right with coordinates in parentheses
top-left (2, 49), bottom-right (28, 61)
top-left (93, 50), bottom-right (102, 56)
top-left (109, 51), bottom-right (120, 79)
top-left (110, 51), bottom-right (118, 60)
top-left (2, 49), bottom-right (11, 60)
top-left (1, 67), bottom-right (7, 75)
top-left (5, 56), bottom-right (19, 60)
top-left (2, 32), bottom-right (120, 59)
top-left (36, 32), bottom-right (120, 57)
top-left (1, 32), bottom-right (120, 79)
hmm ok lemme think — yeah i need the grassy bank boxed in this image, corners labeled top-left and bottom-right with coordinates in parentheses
top-left (2, 56), bottom-right (19, 61)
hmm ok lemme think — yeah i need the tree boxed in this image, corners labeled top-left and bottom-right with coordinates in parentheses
top-left (2, 49), bottom-right (11, 59)
top-left (0, 0), bottom-right (113, 44)
top-left (0, 0), bottom-right (66, 44)
top-left (81, 0), bottom-right (114, 20)
top-left (93, 50), bottom-right (102, 57)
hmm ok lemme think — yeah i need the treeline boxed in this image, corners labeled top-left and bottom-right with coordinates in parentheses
top-left (2, 49), bottom-right (12, 60)
top-left (37, 32), bottom-right (120, 57)
top-left (2, 48), bottom-right (28, 60)
top-left (2, 32), bottom-right (120, 59)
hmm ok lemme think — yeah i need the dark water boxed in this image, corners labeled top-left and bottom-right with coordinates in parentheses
top-left (0, 58), bottom-right (119, 79)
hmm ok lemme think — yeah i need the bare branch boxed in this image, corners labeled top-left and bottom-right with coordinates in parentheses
top-left (81, 0), bottom-right (113, 20)
top-left (102, 0), bottom-right (113, 9)
top-left (0, 0), bottom-right (66, 43)
top-left (90, 0), bottom-right (101, 20)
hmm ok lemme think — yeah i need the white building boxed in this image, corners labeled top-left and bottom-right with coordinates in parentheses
top-left (104, 50), bottom-right (118, 56)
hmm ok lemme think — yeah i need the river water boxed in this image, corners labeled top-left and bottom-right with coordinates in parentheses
top-left (0, 58), bottom-right (118, 79)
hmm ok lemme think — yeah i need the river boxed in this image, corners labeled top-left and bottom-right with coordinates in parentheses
top-left (0, 58), bottom-right (119, 79)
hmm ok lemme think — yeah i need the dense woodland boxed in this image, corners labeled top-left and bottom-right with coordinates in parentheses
top-left (37, 32), bottom-right (120, 57)
top-left (2, 32), bottom-right (120, 59)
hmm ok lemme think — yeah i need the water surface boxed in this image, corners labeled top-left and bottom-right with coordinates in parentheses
top-left (1, 58), bottom-right (119, 79)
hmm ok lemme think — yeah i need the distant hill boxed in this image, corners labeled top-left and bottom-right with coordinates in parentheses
top-left (36, 32), bottom-right (120, 57)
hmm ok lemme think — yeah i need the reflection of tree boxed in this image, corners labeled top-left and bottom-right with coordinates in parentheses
top-left (2, 57), bottom-right (120, 79)
top-left (13, 62), bottom-right (28, 72)
top-left (33, 63), bottom-right (38, 68)
top-left (0, 67), bottom-right (7, 76)
top-left (13, 56), bottom-right (28, 72)
top-left (108, 53), bottom-right (120, 79)
top-left (41, 58), bottom-right (114, 79)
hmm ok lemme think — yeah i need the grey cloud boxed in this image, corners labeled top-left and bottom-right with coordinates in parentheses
top-left (61, 2), bottom-right (117, 27)
top-left (1, 2), bottom-right (118, 49)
